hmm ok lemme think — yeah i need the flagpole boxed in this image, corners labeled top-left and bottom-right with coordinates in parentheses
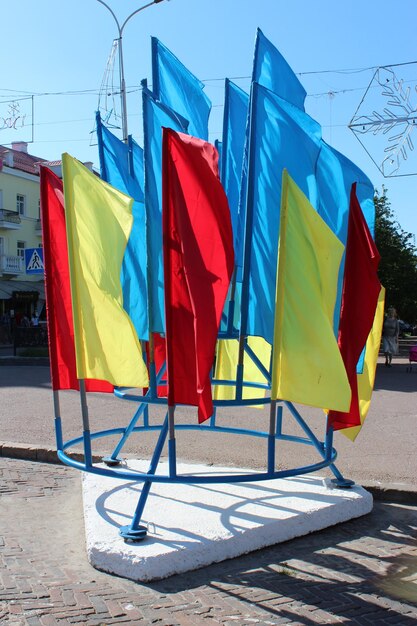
top-left (236, 84), bottom-right (257, 400)
top-left (226, 267), bottom-right (237, 336)
top-left (141, 79), bottom-right (158, 394)
top-left (221, 79), bottom-right (238, 338)
top-left (79, 379), bottom-right (93, 468)
top-left (52, 390), bottom-right (64, 453)
top-left (268, 400), bottom-right (277, 475)
top-left (96, 0), bottom-right (167, 143)
top-left (168, 405), bottom-right (177, 478)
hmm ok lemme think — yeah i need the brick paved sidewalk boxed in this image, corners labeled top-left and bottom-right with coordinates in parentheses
top-left (1, 457), bottom-right (417, 625)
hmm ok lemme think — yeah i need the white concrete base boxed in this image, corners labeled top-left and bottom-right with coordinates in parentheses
top-left (82, 461), bottom-right (373, 582)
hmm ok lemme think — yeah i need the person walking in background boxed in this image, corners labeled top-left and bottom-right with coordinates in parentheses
top-left (21, 315), bottom-right (30, 328)
top-left (382, 307), bottom-right (400, 367)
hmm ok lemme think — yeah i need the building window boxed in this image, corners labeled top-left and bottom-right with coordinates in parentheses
top-left (17, 194), bottom-right (26, 216)
top-left (17, 241), bottom-right (25, 259)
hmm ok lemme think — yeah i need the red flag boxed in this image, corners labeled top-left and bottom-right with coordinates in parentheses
top-left (40, 167), bottom-right (113, 393)
top-left (328, 183), bottom-right (381, 431)
top-left (162, 129), bottom-right (234, 422)
top-left (143, 333), bottom-right (168, 397)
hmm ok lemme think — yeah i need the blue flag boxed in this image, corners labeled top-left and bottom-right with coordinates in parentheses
top-left (316, 142), bottom-right (375, 369)
top-left (96, 112), bottom-right (149, 340)
top-left (222, 79), bottom-right (249, 250)
top-left (317, 142), bottom-right (375, 246)
top-left (219, 80), bottom-right (248, 333)
top-left (252, 28), bottom-right (306, 110)
top-left (242, 84), bottom-right (322, 343)
top-left (128, 135), bottom-right (145, 203)
top-left (236, 30), bottom-right (307, 278)
top-left (151, 37), bottom-right (211, 140)
top-left (142, 87), bottom-right (188, 333)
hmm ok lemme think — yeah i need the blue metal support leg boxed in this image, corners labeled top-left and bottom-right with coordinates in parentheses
top-left (103, 364), bottom-right (166, 466)
top-left (326, 422), bottom-right (355, 488)
top-left (119, 414), bottom-right (169, 542)
top-left (103, 401), bottom-right (148, 466)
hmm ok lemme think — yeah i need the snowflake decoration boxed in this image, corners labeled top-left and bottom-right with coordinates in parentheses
top-left (349, 64), bottom-right (417, 177)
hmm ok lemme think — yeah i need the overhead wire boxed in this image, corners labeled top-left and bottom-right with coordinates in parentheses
top-left (1, 60), bottom-right (415, 144)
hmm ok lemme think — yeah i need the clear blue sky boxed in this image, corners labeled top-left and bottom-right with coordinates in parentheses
top-left (2, 0), bottom-right (416, 238)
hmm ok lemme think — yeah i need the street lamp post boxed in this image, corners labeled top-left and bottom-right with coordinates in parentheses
top-left (97, 0), bottom-right (166, 143)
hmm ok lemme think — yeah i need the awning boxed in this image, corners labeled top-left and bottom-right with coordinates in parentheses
top-left (0, 279), bottom-right (45, 300)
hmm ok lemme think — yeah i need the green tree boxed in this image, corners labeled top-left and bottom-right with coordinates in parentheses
top-left (374, 187), bottom-right (417, 325)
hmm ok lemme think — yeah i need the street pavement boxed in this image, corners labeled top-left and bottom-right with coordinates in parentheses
top-left (0, 353), bottom-right (416, 624)
top-left (0, 354), bottom-right (416, 489)
top-left (1, 457), bottom-right (417, 624)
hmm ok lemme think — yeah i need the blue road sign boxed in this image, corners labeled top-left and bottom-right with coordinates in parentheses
top-left (25, 247), bottom-right (44, 275)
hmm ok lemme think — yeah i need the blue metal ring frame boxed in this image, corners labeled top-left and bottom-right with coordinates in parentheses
top-left (57, 415), bottom-right (339, 483)
top-left (54, 352), bottom-right (353, 541)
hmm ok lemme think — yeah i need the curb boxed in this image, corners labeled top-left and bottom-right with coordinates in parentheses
top-left (0, 442), bottom-right (102, 465)
top-left (360, 483), bottom-right (417, 504)
top-left (1, 442), bottom-right (416, 504)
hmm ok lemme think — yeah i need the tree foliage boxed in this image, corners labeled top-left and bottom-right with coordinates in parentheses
top-left (374, 187), bottom-right (417, 324)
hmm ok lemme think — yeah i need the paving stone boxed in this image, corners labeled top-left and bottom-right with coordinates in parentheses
top-left (1, 457), bottom-right (417, 624)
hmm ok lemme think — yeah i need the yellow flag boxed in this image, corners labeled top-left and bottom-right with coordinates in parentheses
top-left (341, 286), bottom-right (385, 441)
top-left (62, 153), bottom-right (149, 388)
top-left (271, 170), bottom-right (350, 411)
top-left (214, 336), bottom-right (271, 403)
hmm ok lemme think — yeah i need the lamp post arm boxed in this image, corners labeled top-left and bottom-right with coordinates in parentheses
top-left (120, 1), bottom-right (158, 35)
top-left (96, 0), bottom-right (122, 36)
top-left (96, 0), bottom-right (166, 142)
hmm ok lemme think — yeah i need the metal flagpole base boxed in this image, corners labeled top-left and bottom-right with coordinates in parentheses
top-left (102, 456), bottom-right (123, 466)
top-left (119, 525), bottom-right (148, 542)
top-left (330, 477), bottom-right (355, 488)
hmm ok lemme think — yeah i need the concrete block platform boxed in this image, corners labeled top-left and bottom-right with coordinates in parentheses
top-left (82, 461), bottom-right (373, 582)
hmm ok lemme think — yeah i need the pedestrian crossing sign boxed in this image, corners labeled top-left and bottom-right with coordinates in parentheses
top-left (25, 247), bottom-right (44, 274)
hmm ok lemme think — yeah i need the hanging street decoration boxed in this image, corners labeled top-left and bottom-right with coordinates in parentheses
top-left (349, 63), bottom-right (417, 177)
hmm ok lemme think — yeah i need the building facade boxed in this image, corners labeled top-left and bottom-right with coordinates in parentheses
top-left (0, 142), bottom-right (46, 342)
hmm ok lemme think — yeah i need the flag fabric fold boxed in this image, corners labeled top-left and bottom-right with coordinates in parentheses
top-left (243, 84), bottom-right (322, 343)
top-left (142, 85), bottom-right (188, 333)
top-left (252, 28), bottom-right (306, 110)
top-left (316, 141), bottom-right (375, 334)
top-left (96, 112), bottom-right (149, 340)
top-left (271, 170), bottom-right (351, 412)
top-left (340, 286), bottom-right (385, 441)
top-left (219, 79), bottom-right (248, 333)
top-left (40, 166), bottom-right (113, 393)
top-left (221, 79), bottom-right (249, 248)
top-left (162, 129), bottom-right (234, 422)
top-left (235, 29), bottom-right (308, 277)
top-left (328, 183), bottom-right (381, 431)
top-left (62, 153), bottom-right (149, 388)
top-left (152, 37), bottom-right (211, 140)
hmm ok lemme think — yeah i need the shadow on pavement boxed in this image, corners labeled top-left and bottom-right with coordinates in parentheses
top-left (149, 501), bottom-right (417, 623)
top-left (373, 360), bottom-right (417, 392)
top-left (0, 363), bottom-right (51, 389)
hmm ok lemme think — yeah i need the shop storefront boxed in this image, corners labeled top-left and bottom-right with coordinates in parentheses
top-left (0, 280), bottom-right (45, 345)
